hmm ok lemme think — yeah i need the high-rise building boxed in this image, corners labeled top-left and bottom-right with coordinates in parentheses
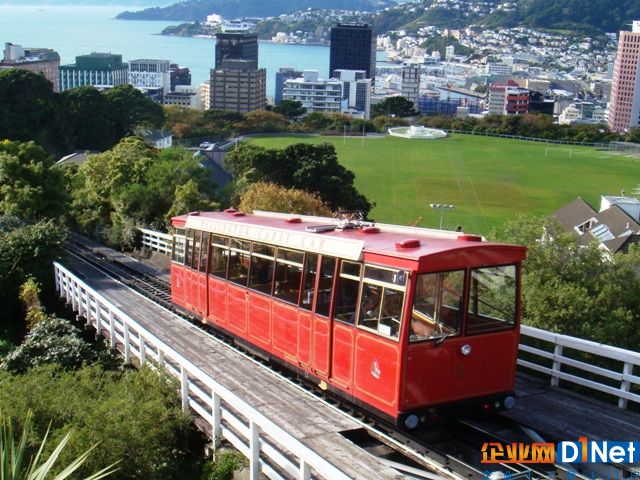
top-left (59, 52), bottom-right (128, 91)
top-left (334, 69), bottom-right (371, 119)
top-left (401, 62), bottom-right (420, 110)
top-left (1, 42), bottom-right (60, 91)
top-left (169, 64), bottom-right (191, 92)
top-left (283, 70), bottom-right (343, 115)
top-left (275, 67), bottom-right (303, 105)
top-left (488, 81), bottom-right (530, 115)
top-left (128, 59), bottom-right (170, 94)
top-left (215, 31), bottom-right (258, 69)
top-left (210, 59), bottom-right (266, 113)
top-left (329, 24), bottom-right (376, 83)
top-left (607, 21), bottom-right (640, 132)
top-left (200, 81), bottom-right (211, 110)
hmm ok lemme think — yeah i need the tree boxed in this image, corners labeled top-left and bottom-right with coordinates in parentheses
top-left (239, 182), bottom-right (332, 216)
top-left (237, 110), bottom-right (288, 133)
top-left (273, 100), bottom-right (306, 120)
top-left (625, 127), bottom-right (640, 144)
top-left (372, 96), bottom-right (417, 118)
top-left (104, 84), bottom-right (165, 139)
top-left (0, 411), bottom-right (117, 480)
top-left (0, 69), bottom-right (55, 144)
top-left (299, 112), bottom-right (334, 132)
top-left (165, 180), bottom-right (219, 224)
top-left (0, 140), bottom-right (69, 220)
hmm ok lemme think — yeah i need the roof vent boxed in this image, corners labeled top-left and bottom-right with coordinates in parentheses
top-left (224, 208), bottom-right (237, 214)
top-left (285, 217), bottom-right (302, 224)
top-left (189, 211), bottom-right (200, 216)
top-left (232, 211), bottom-right (246, 217)
top-left (360, 226), bottom-right (380, 234)
top-left (396, 238), bottom-right (421, 249)
top-left (458, 234), bottom-right (482, 242)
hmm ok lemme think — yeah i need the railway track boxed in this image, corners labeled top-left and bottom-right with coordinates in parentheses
top-left (61, 239), bottom-right (625, 480)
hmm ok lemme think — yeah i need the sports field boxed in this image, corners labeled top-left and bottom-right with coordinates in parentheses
top-left (247, 134), bottom-right (640, 235)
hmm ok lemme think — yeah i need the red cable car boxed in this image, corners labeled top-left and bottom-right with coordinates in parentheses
top-left (170, 210), bottom-right (526, 429)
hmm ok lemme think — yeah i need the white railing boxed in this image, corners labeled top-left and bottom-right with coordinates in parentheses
top-left (519, 325), bottom-right (640, 409)
top-left (139, 228), bottom-right (172, 255)
top-left (54, 262), bottom-right (350, 480)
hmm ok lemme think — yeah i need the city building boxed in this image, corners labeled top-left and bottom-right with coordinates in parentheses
top-left (169, 64), bottom-right (191, 92)
top-left (283, 70), bottom-right (343, 115)
top-left (329, 23), bottom-right (376, 83)
top-left (210, 59), bottom-right (267, 113)
top-left (215, 31), bottom-right (258, 69)
top-left (275, 67), bottom-right (303, 105)
top-left (200, 81), bottom-right (211, 110)
top-left (334, 69), bottom-right (371, 119)
top-left (418, 95), bottom-right (482, 117)
top-left (401, 62), bottom-right (420, 110)
top-left (163, 84), bottom-right (202, 109)
top-left (1, 42), bottom-right (60, 91)
top-left (445, 45), bottom-right (455, 61)
top-left (59, 52), bottom-right (128, 91)
top-left (607, 21), bottom-right (640, 132)
top-left (488, 81), bottom-right (529, 115)
top-left (128, 59), bottom-right (170, 94)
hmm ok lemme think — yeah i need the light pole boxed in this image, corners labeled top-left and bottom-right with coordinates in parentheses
top-left (430, 203), bottom-right (455, 229)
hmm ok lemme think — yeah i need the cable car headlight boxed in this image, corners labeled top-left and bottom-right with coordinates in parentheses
top-left (404, 414), bottom-right (419, 430)
top-left (460, 344), bottom-right (472, 356)
top-left (503, 395), bottom-right (516, 410)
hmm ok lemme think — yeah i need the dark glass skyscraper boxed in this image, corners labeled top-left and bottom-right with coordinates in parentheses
top-left (329, 23), bottom-right (376, 83)
top-left (215, 32), bottom-right (258, 69)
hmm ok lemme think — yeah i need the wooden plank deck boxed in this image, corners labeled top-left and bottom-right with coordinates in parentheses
top-left (63, 255), bottom-right (404, 480)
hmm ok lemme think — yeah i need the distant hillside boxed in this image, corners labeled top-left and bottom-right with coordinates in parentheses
top-left (116, 0), bottom-right (393, 21)
top-left (371, 0), bottom-right (640, 34)
top-left (0, 0), bottom-right (170, 5)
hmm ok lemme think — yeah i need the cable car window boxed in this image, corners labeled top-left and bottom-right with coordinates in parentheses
top-left (186, 229), bottom-right (198, 269)
top-left (364, 265), bottom-right (407, 287)
top-left (467, 265), bottom-right (516, 335)
top-left (300, 254), bottom-right (318, 311)
top-left (315, 257), bottom-right (337, 318)
top-left (198, 232), bottom-right (209, 273)
top-left (411, 270), bottom-right (464, 342)
top-left (209, 235), bottom-right (229, 279)
top-left (334, 261), bottom-right (361, 324)
top-left (273, 247), bottom-right (303, 304)
top-left (358, 283), bottom-right (404, 340)
top-left (249, 242), bottom-right (275, 294)
top-left (228, 239), bottom-right (251, 286)
top-left (172, 229), bottom-right (186, 264)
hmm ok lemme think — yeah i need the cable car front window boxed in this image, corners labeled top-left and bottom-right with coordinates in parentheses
top-left (172, 229), bottom-right (186, 264)
top-left (410, 270), bottom-right (464, 343)
top-left (467, 265), bottom-right (516, 335)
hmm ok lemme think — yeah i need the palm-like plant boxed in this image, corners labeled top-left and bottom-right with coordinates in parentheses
top-left (0, 411), bottom-right (118, 480)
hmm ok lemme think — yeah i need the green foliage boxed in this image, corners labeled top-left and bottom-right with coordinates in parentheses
top-left (0, 216), bottom-right (66, 342)
top-left (491, 216), bottom-right (640, 350)
top-left (238, 182), bottom-right (332, 216)
top-left (0, 365), bottom-right (205, 480)
top-left (0, 140), bottom-right (69, 220)
top-left (0, 70), bottom-right (55, 144)
top-left (104, 84), bottom-right (165, 139)
top-left (420, 34), bottom-right (473, 57)
top-left (19, 278), bottom-right (47, 330)
top-left (299, 112), bottom-right (334, 132)
top-left (625, 127), bottom-right (640, 144)
top-left (166, 180), bottom-right (220, 224)
top-left (372, 96), bottom-right (417, 118)
top-left (225, 142), bottom-right (372, 215)
top-left (372, 115), bottom-right (410, 132)
top-left (2, 316), bottom-right (96, 373)
top-left (201, 451), bottom-right (247, 480)
top-left (273, 100), bottom-right (307, 120)
top-left (0, 410), bottom-right (118, 480)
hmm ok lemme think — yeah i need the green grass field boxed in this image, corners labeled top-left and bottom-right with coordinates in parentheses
top-left (247, 134), bottom-right (640, 235)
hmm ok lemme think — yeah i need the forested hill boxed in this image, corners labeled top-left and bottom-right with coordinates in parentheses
top-left (116, 0), bottom-right (393, 21)
top-left (372, 0), bottom-right (640, 35)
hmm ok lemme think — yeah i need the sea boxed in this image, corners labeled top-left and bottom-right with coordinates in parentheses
top-left (0, 4), bottom-right (333, 97)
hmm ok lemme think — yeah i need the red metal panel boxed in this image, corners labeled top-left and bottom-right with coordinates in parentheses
top-left (312, 316), bottom-right (330, 377)
top-left (207, 276), bottom-right (227, 325)
top-left (195, 270), bottom-right (208, 318)
top-left (272, 301), bottom-right (298, 362)
top-left (247, 292), bottom-right (271, 349)
top-left (353, 332), bottom-right (401, 415)
top-left (226, 284), bottom-right (247, 336)
top-left (297, 310), bottom-right (313, 367)
top-left (330, 323), bottom-right (355, 391)
top-left (171, 263), bottom-right (187, 309)
top-left (450, 331), bottom-right (518, 399)
top-left (402, 343), bottom-right (454, 408)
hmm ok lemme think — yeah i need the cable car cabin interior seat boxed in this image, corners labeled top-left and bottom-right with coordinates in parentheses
top-left (169, 210), bottom-right (526, 430)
